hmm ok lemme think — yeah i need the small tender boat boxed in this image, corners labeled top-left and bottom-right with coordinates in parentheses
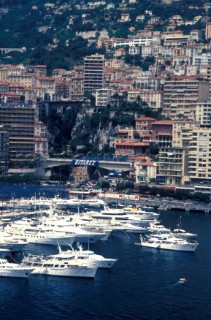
top-left (179, 277), bottom-right (187, 284)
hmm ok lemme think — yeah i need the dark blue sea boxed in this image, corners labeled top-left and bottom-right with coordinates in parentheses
top-left (0, 183), bottom-right (210, 320)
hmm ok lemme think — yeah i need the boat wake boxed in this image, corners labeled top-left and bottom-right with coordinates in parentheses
top-left (166, 278), bottom-right (187, 288)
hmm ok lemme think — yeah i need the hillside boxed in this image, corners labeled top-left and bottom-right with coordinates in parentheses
top-left (0, 0), bottom-right (207, 73)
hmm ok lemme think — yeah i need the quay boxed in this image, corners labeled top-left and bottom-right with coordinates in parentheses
top-left (0, 210), bottom-right (46, 222)
top-left (99, 193), bottom-right (211, 214)
top-left (0, 193), bottom-right (210, 222)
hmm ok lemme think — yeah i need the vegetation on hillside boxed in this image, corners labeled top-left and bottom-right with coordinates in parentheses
top-left (0, 0), bottom-right (207, 72)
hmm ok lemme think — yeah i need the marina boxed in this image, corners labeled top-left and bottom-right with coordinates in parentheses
top-left (0, 183), bottom-right (210, 319)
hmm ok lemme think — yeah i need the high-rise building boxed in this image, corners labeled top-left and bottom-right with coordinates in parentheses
top-left (84, 54), bottom-right (104, 94)
top-left (0, 102), bottom-right (35, 164)
top-left (188, 128), bottom-right (211, 182)
top-left (0, 125), bottom-right (9, 175)
top-left (172, 120), bottom-right (200, 147)
top-left (195, 101), bottom-right (211, 127)
top-left (163, 76), bottom-right (210, 119)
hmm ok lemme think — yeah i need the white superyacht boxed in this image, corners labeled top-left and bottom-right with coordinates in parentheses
top-left (22, 254), bottom-right (98, 278)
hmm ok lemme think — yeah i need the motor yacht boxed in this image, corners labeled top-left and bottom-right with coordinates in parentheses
top-left (91, 212), bottom-right (154, 227)
top-left (147, 221), bottom-right (171, 235)
top-left (172, 228), bottom-right (197, 240)
top-left (0, 231), bottom-right (28, 252)
top-left (0, 259), bottom-right (34, 278)
top-left (22, 254), bottom-right (98, 278)
top-left (122, 207), bottom-right (159, 220)
top-left (4, 225), bottom-right (75, 247)
top-left (38, 216), bottom-right (111, 243)
top-left (57, 244), bottom-right (118, 269)
top-left (138, 234), bottom-right (199, 252)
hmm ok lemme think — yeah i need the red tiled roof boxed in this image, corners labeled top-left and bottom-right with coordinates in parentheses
top-left (116, 142), bottom-right (149, 146)
top-left (152, 120), bottom-right (173, 125)
top-left (0, 92), bottom-right (20, 96)
top-left (136, 117), bottom-right (155, 121)
top-left (142, 161), bottom-right (154, 166)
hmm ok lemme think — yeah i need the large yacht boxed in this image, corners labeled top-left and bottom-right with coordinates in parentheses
top-left (0, 231), bottom-right (28, 252)
top-left (39, 216), bottom-right (111, 243)
top-left (0, 259), bottom-right (34, 278)
top-left (54, 244), bottom-right (118, 269)
top-left (148, 221), bottom-right (198, 240)
top-left (4, 225), bottom-right (75, 247)
top-left (22, 254), bottom-right (98, 278)
top-left (138, 234), bottom-right (199, 252)
top-left (89, 211), bottom-right (154, 227)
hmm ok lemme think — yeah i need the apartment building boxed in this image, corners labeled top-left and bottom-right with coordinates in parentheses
top-left (95, 88), bottom-right (112, 107)
top-left (0, 103), bottom-right (35, 163)
top-left (55, 79), bottom-right (71, 99)
top-left (135, 117), bottom-right (155, 131)
top-left (151, 120), bottom-right (173, 148)
top-left (0, 65), bottom-right (25, 81)
top-left (172, 120), bottom-right (200, 147)
top-left (7, 74), bottom-right (36, 88)
top-left (34, 120), bottom-right (49, 158)
top-left (69, 76), bottom-right (84, 101)
top-left (205, 22), bottom-right (211, 40)
top-left (195, 101), bottom-right (211, 127)
top-left (113, 36), bottom-right (161, 48)
top-left (36, 76), bottom-right (56, 97)
top-left (134, 160), bottom-right (157, 183)
top-left (84, 54), bottom-right (104, 93)
top-left (0, 125), bottom-right (9, 175)
top-left (127, 89), bottom-right (163, 109)
top-left (163, 76), bottom-right (210, 119)
top-left (188, 129), bottom-right (211, 182)
top-left (114, 140), bottom-right (150, 156)
top-left (133, 76), bottom-right (163, 91)
top-left (157, 147), bottom-right (187, 185)
top-left (192, 54), bottom-right (211, 66)
top-left (27, 65), bottom-right (47, 76)
top-left (72, 166), bottom-right (89, 183)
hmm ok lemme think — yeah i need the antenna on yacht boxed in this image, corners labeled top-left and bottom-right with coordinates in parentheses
top-left (57, 243), bottom-right (62, 253)
top-left (68, 243), bottom-right (74, 251)
top-left (76, 242), bottom-right (83, 251)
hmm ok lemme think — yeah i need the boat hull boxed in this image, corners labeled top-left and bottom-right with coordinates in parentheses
top-left (0, 268), bottom-right (33, 278)
top-left (96, 259), bottom-right (117, 269)
top-left (32, 266), bottom-right (97, 278)
top-left (2, 242), bottom-right (27, 252)
top-left (28, 236), bottom-right (75, 246)
top-left (74, 234), bottom-right (104, 243)
top-left (140, 242), bottom-right (198, 252)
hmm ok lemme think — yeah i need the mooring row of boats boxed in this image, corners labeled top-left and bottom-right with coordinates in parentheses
top-left (0, 196), bottom-right (199, 278)
top-left (0, 243), bottom-right (118, 278)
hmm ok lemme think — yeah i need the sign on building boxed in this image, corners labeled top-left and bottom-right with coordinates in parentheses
top-left (71, 160), bottom-right (98, 167)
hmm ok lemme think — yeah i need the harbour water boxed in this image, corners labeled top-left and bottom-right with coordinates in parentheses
top-left (0, 183), bottom-right (210, 320)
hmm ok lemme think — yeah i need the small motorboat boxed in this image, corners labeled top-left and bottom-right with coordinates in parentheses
top-left (179, 277), bottom-right (187, 284)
